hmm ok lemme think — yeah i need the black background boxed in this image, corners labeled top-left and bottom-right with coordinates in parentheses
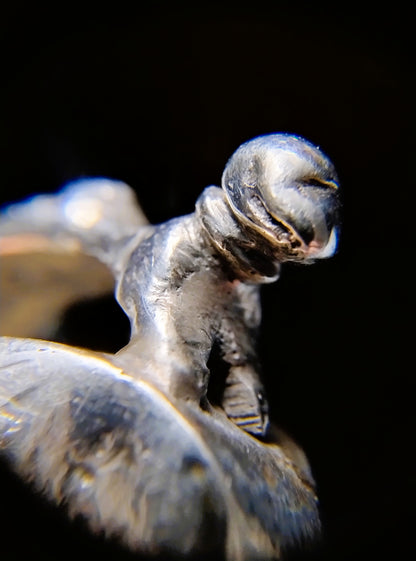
top-left (0, 3), bottom-right (414, 560)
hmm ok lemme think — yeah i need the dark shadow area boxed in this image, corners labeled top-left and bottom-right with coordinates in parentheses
top-left (0, 3), bottom-right (413, 560)
top-left (206, 340), bottom-right (230, 409)
top-left (55, 294), bottom-right (131, 353)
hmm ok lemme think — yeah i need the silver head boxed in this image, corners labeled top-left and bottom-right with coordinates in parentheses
top-left (222, 133), bottom-right (341, 266)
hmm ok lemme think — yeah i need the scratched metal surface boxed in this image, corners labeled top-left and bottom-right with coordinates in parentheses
top-left (0, 134), bottom-right (341, 560)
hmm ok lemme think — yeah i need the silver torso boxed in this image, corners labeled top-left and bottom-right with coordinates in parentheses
top-left (115, 188), bottom-right (268, 433)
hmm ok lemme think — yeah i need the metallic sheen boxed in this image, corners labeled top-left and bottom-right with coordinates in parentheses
top-left (0, 134), bottom-right (341, 560)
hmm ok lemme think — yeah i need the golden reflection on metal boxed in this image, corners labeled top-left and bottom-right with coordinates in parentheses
top-left (0, 134), bottom-right (341, 560)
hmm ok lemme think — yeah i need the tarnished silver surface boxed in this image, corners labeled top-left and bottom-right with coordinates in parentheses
top-left (0, 134), bottom-right (341, 560)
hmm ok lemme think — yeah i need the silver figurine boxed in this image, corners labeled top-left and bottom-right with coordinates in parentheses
top-left (0, 134), bottom-right (340, 560)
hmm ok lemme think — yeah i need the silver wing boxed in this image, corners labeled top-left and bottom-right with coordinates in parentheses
top-left (0, 178), bottom-right (149, 338)
top-left (0, 336), bottom-right (320, 560)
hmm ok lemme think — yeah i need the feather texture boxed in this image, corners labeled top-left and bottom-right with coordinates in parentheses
top-left (0, 336), bottom-right (319, 560)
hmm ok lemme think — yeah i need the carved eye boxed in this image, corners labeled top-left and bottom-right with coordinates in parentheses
top-left (306, 177), bottom-right (338, 190)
